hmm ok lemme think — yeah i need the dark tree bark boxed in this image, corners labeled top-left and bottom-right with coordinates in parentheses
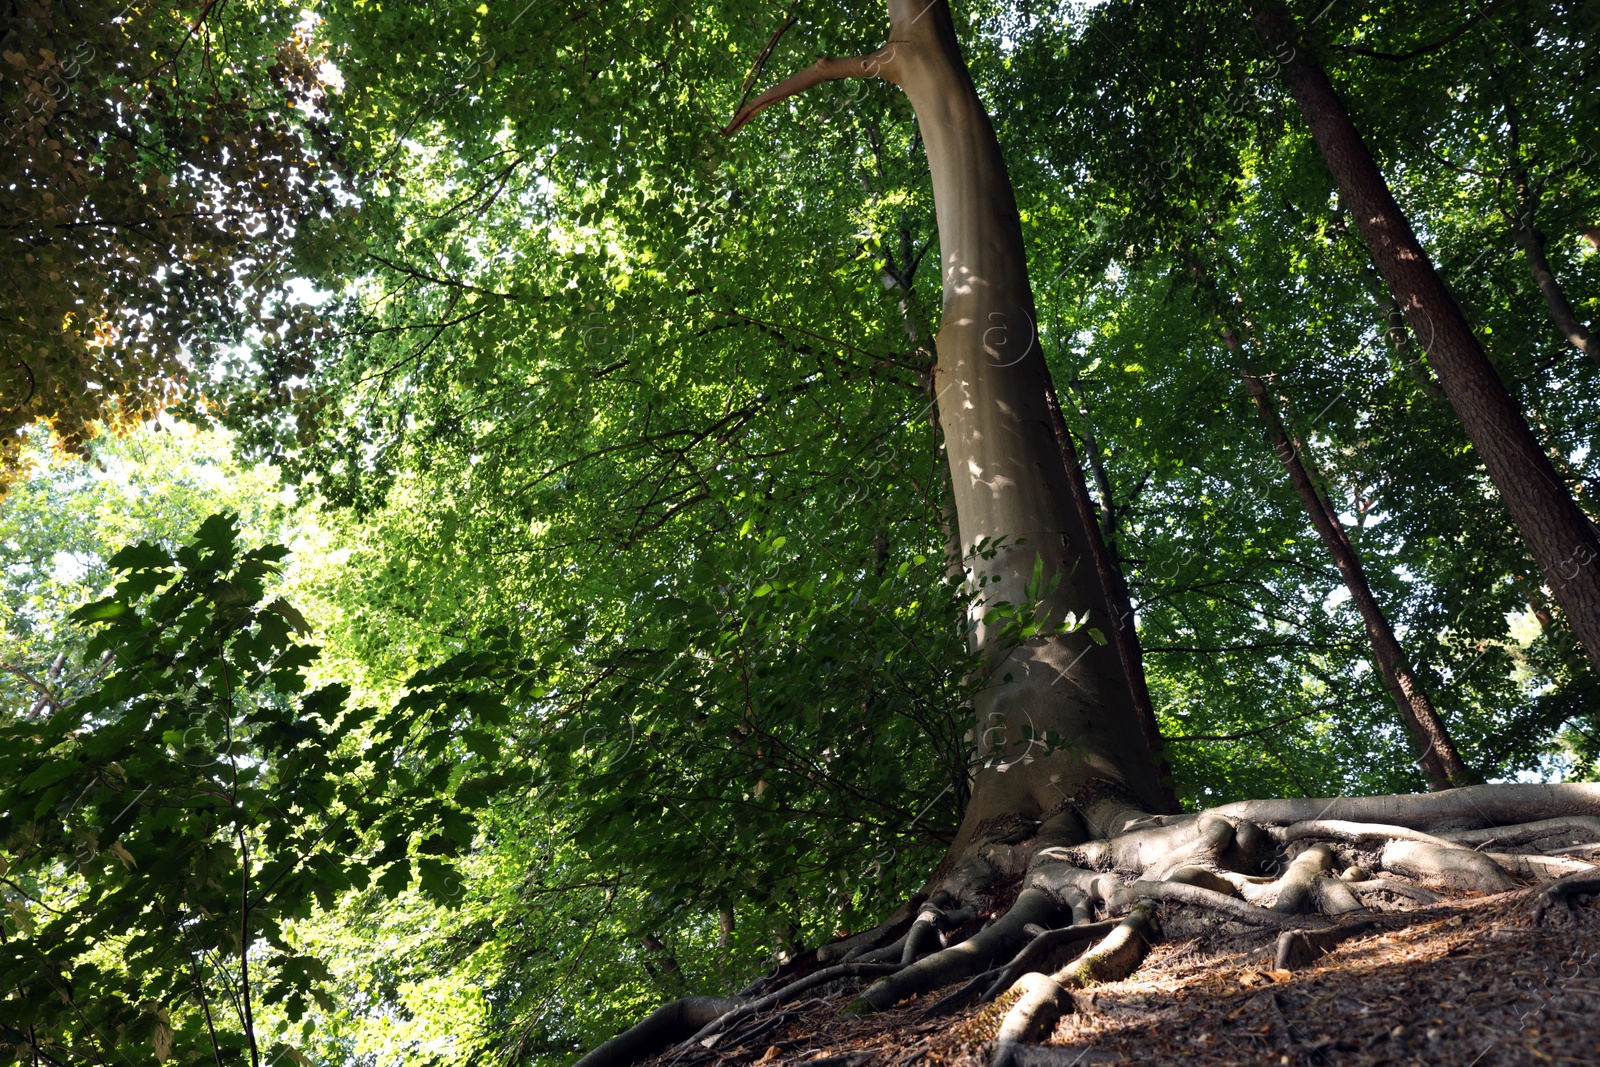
top-left (1250, 1), bottom-right (1600, 675)
top-left (1222, 329), bottom-right (1472, 790)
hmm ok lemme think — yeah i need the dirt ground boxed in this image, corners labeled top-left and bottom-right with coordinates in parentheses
top-left (648, 887), bottom-right (1600, 1067)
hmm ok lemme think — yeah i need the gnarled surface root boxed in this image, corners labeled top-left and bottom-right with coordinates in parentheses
top-left (1489, 851), bottom-right (1598, 881)
top-left (1275, 919), bottom-right (1378, 970)
top-left (1530, 871), bottom-right (1600, 923)
top-left (851, 886), bottom-right (1066, 1013)
top-left (1271, 843), bottom-right (1338, 915)
top-left (571, 996), bottom-right (742, 1067)
top-left (820, 896), bottom-right (921, 965)
top-left (977, 920), bottom-right (1121, 1004)
top-left (1348, 876), bottom-right (1441, 907)
top-left (988, 902), bottom-right (1157, 1067)
top-left (1380, 838), bottom-right (1516, 892)
top-left (1440, 815), bottom-right (1600, 851)
top-left (1111, 878), bottom-right (1308, 928)
top-left (682, 962), bottom-right (904, 1047)
top-left (1212, 782), bottom-right (1600, 830)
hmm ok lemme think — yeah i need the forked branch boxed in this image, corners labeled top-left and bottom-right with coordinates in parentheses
top-left (722, 47), bottom-right (900, 136)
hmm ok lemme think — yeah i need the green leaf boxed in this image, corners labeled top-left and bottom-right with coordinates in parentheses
top-left (69, 598), bottom-right (130, 622)
top-left (106, 542), bottom-right (172, 571)
top-left (17, 758), bottom-right (80, 792)
top-left (264, 598), bottom-right (312, 634)
top-left (417, 858), bottom-right (458, 903)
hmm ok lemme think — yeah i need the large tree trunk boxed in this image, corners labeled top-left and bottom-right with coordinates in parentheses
top-left (885, 0), bottom-right (1166, 840)
top-left (1249, 1), bottom-right (1600, 675)
top-left (1042, 389), bottom-right (1178, 814)
top-left (728, 0), bottom-right (1167, 845)
top-left (1223, 328), bottom-right (1472, 790)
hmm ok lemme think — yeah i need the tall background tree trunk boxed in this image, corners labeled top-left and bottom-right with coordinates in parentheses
top-left (1250, 0), bottom-right (1600, 675)
top-left (1512, 217), bottom-right (1600, 366)
top-left (1222, 328), bottom-right (1472, 790)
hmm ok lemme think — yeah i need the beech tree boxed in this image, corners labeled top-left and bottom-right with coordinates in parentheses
top-left (241, 0), bottom-right (1593, 1061)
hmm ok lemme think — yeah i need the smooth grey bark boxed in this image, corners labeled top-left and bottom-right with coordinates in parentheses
top-left (728, 0), bottom-right (1166, 849)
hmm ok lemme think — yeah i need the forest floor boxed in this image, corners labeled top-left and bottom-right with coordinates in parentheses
top-left (648, 886), bottom-right (1600, 1067)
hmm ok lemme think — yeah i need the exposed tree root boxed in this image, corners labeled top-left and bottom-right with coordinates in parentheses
top-left (918, 966), bottom-right (1005, 1019)
top-left (849, 886), bottom-right (1065, 1013)
top-left (988, 902), bottom-right (1158, 1067)
top-left (682, 963), bottom-right (904, 1048)
top-left (1110, 878), bottom-right (1311, 928)
top-left (817, 898), bottom-right (921, 965)
top-left (1216, 783), bottom-right (1600, 825)
top-left (579, 782), bottom-right (1600, 1067)
top-left (572, 997), bottom-right (742, 1067)
top-left (1277, 818), bottom-right (1461, 847)
top-left (899, 902), bottom-right (976, 965)
top-left (1268, 842), bottom-right (1335, 915)
top-left (1489, 850), bottom-right (1598, 880)
top-left (1274, 919), bottom-right (1379, 970)
top-left (1379, 838), bottom-right (1517, 891)
top-left (1346, 875), bottom-right (1441, 907)
top-left (977, 920), bottom-right (1121, 1004)
top-left (1530, 870), bottom-right (1600, 923)
top-left (1441, 815), bottom-right (1600, 851)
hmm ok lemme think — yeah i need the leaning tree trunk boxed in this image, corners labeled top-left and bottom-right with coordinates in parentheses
top-left (1249, 1), bottom-right (1600, 675)
top-left (1222, 328), bottom-right (1473, 790)
top-left (572, 6), bottom-right (1600, 1065)
top-left (1512, 213), bottom-right (1600, 367)
top-left (728, 0), bottom-right (1166, 848)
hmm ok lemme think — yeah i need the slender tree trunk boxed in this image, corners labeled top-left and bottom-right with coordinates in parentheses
top-left (728, 0), bottom-right (1167, 848)
top-left (1250, 1), bottom-right (1600, 675)
top-left (1222, 329), bottom-right (1472, 790)
top-left (1072, 408), bottom-right (1122, 547)
top-left (1511, 216), bottom-right (1600, 366)
top-left (1501, 109), bottom-right (1600, 367)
